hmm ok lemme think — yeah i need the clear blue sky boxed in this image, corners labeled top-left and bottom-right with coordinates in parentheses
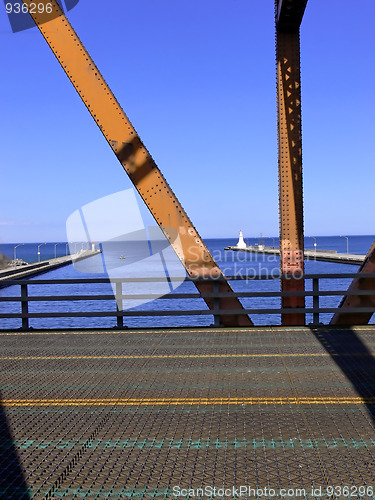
top-left (0, 0), bottom-right (374, 243)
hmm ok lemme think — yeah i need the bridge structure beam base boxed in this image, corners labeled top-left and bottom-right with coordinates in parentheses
top-left (276, 24), bottom-right (305, 326)
top-left (331, 241), bottom-right (375, 325)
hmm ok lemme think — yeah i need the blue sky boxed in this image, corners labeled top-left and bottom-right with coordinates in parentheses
top-left (0, 0), bottom-right (374, 243)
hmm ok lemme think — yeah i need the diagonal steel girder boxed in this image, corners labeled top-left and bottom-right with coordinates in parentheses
top-left (22, 0), bottom-right (252, 326)
top-left (275, 0), bottom-right (307, 325)
top-left (331, 241), bottom-right (375, 325)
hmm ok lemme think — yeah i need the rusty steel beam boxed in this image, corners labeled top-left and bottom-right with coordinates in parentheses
top-left (276, 11), bottom-right (305, 325)
top-left (23, 0), bottom-right (252, 326)
top-left (331, 241), bottom-right (375, 325)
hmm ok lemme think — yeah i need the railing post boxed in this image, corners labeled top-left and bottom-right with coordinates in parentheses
top-left (20, 283), bottom-right (29, 330)
top-left (115, 281), bottom-right (124, 328)
top-left (213, 280), bottom-right (221, 327)
top-left (312, 278), bottom-right (319, 325)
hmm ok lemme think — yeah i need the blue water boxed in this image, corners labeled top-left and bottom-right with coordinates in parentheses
top-left (0, 235), bottom-right (374, 329)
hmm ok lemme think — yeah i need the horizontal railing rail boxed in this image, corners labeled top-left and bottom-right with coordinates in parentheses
top-left (3, 272), bottom-right (375, 285)
top-left (0, 273), bottom-right (374, 329)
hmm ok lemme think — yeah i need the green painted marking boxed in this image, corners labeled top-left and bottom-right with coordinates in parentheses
top-left (12, 437), bottom-right (375, 451)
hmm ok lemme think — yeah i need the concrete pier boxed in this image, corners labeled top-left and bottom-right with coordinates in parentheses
top-left (225, 245), bottom-right (365, 265)
top-left (0, 250), bottom-right (101, 285)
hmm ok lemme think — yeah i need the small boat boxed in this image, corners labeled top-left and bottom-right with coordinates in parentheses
top-left (119, 255), bottom-right (126, 259)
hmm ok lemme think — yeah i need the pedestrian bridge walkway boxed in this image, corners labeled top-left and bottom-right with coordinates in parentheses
top-left (1, 326), bottom-right (374, 498)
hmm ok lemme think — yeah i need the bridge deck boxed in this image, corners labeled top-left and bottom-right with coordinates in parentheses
top-left (1, 326), bottom-right (375, 498)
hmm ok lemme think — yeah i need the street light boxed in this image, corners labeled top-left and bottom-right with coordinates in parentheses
top-left (272, 238), bottom-right (275, 248)
top-left (311, 237), bottom-right (317, 257)
top-left (340, 235), bottom-right (349, 254)
top-left (37, 243), bottom-right (46, 263)
top-left (14, 243), bottom-right (24, 260)
top-left (54, 243), bottom-right (61, 259)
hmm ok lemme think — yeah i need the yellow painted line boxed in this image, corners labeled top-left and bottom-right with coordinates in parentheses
top-left (0, 352), bottom-right (373, 361)
top-left (0, 353), bottom-right (328, 360)
top-left (2, 397), bottom-right (372, 407)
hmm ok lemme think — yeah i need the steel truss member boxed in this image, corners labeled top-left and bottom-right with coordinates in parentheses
top-left (331, 241), bottom-right (375, 325)
top-left (275, 0), bottom-right (308, 325)
top-left (21, 0), bottom-right (252, 326)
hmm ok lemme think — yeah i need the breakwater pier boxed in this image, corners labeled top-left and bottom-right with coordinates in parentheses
top-left (0, 250), bottom-right (100, 285)
top-left (225, 245), bottom-right (365, 265)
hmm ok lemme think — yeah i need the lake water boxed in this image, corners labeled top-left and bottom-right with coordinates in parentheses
top-left (0, 235), bottom-right (374, 329)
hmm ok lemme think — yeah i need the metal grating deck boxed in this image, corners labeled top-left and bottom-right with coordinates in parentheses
top-left (0, 326), bottom-right (374, 499)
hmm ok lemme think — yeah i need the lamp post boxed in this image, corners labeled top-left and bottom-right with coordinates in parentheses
top-left (14, 243), bottom-right (24, 260)
top-left (312, 237), bottom-right (317, 257)
top-left (54, 243), bottom-right (61, 259)
top-left (272, 238), bottom-right (275, 248)
top-left (37, 243), bottom-right (46, 263)
top-left (340, 235), bottom-right (349, 254)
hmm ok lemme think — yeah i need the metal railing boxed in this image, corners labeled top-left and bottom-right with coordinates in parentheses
top-left (0, 273), bottom-right (375, 330)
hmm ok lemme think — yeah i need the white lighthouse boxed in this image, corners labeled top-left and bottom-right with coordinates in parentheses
top-left (236, 230), bottom-right (247, 250)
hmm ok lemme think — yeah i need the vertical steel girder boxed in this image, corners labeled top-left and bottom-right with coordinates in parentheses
top-left (331, 241), bottom-right (375, 325)
top-left (276, 28), bottom-right (305, 325)
top-left (24, 0), bottom-right (252, 326)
